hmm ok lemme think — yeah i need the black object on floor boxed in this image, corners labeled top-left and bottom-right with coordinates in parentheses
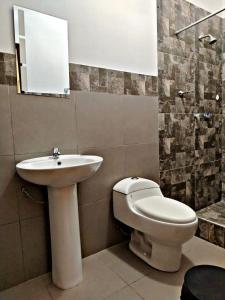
top-left (181, 265), bottom-right (225, 300)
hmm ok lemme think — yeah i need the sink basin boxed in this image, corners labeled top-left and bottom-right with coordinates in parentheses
top-left (16, 154), bottom-right (103, 290)
top-left (16, 155), bottom-right (103, 187)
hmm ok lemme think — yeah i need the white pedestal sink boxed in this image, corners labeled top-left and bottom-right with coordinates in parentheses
top-left (16, 154), bottom-right (103, 289)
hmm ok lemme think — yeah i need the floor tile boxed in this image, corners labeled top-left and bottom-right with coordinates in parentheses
top-left (96, 242), bottom-right (150, 284)
top-left (183, 236), bottom-right (225, 267)
top-left (103, 286), bottom-right (143, 300)
top-left (47, 254), bottom-right (126, 300)
top-left (131, 274), bottom-right (181, 300)
top-left (131, 237), bottom-right (225, 300)
top-left (2, 237), bottom-right (225, 300)
top-left (0, 275), bottom-right (51, 300)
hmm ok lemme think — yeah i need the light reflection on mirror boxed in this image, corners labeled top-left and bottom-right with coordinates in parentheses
top-left (13, 6), bottom-right (70, 97)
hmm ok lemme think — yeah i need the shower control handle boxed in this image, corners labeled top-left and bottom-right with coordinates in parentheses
top-left (177, 90), bottom-right (192, 98)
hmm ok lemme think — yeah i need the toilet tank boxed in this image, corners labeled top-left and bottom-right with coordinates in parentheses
top-left (113, 177), bottom-right (160, 195)
top-left (113, 177), bottom-right (163, 224)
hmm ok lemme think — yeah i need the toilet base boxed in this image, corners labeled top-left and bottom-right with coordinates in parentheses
top-left (129, 230), bottom-right (182, 272)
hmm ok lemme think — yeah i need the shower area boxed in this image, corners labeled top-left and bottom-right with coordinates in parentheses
top-left (157, 0), bottom-right (225, 247)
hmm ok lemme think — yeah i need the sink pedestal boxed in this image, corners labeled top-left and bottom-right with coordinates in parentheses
top-left (16, 154), bottom-right (103, 289)
top-left (48, 184), bottom-right (82, 289)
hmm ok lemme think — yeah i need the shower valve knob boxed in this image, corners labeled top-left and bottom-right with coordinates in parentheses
top-left (177, 90), bottom-right (191, 98)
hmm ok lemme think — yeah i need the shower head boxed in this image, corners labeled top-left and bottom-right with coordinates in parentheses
top-left (199, 34), bottom-right (217, 44)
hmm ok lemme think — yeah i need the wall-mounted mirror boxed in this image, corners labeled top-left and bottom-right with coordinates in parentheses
top-left (13, 6), bottom-right (70, 96)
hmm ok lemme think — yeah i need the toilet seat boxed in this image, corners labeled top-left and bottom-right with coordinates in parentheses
top-left (134, 196), bottom-right (196, 224)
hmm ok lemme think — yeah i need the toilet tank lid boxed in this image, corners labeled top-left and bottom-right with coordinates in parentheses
top-left (113, 177), bottom-right (159, 194)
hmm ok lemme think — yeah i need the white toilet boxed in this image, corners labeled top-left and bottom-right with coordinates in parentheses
top-left (113, 177), bottom-right (198, 272)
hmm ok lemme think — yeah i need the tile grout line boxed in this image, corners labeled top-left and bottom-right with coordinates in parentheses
top-left (46, 285), bottom-right (54, 300)
top-left (97, 250), bottom-right (148, 293)
top-left (128, 283), bottom-right (146, 300)
top-left (101, 286), bottom-right (129, 300)
top-left (72, 89), bottom-right (79, 154)
top-left (8, 83), bottom-right (27, 281)
top-left (197, 215), bottom-right (225, 228)
top-left (159, 159), bottom-right (222, 173)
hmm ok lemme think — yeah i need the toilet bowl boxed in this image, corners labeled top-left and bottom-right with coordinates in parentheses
top-left (113, 177), bottom-right (198, 272)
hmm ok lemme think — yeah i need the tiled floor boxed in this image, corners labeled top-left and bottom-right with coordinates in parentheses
top-left (1, 237), bottom-right (225, 300)
top-left (197, 201), bottom-right (225, 248)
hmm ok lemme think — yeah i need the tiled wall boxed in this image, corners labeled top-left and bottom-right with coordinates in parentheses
top-left (1, 0), bottom-right (224, 291)
top-left (0, 53), bottom-right (159, 290)
top-left (69, 64), bottom-right (158, 96)
top-left (222, 19), bottom-right (225, 199)
top-left (197, 202), bottom-right (225, 248)
top-left (158, 0), bottom-right (223, 210)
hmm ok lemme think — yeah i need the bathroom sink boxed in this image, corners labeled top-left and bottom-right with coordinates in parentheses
top-left (16, 153), bottom-right (103, 290)
top-left (16, 155), bottom-right (103, 187)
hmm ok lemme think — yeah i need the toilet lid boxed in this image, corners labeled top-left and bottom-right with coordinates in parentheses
top-left (134, 196), bottom-right (196, 224)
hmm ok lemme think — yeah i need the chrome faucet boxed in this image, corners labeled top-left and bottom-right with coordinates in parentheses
top-left (52, 147), bottom-right (61, 159)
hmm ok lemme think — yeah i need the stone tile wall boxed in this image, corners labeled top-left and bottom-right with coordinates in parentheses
top-left (222, 19), bottom-right (225, 200)
top-left (158, 0), bottom-right (223, 210)
top-left (69, 64), bottom-right (158, 96)
top-left (0, 53), bottom-right (17, 86)
top-left (0, 52), bottom-right (158, 97)
top-left (197, 201), bottom-right (225, 248)
top-left (0, 0), bottom-right (224, 290)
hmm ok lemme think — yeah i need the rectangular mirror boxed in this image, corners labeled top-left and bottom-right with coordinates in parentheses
top-left (13, 6), bottom-right (70, 96)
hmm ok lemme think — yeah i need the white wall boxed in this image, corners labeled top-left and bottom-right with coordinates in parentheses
top-left (68, 0), bottom-right (158, 75)
top-left (0, 0), bottom-right (158, 76)
top-left (187, 0), bottom-right (224, 15)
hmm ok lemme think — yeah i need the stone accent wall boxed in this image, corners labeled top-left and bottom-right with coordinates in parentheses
top-left (69, 64), bottom-right (158, 96)
top-left (222, 19), bottom-right (225, 200)
top-left (0, 51), bottom-right (158, 97)
top-left (158, 0), bottom-right (223, 210)
top-left (197, 202), bottom-right (225, 248)
top-left (0, 53), bottom-right (17, 85)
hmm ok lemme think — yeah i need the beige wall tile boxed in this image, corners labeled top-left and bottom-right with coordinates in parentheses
top-left (10, 87), bottom-right (77, 154)
top-left (0, 155), bottom-right (18, 225)
top-left (79, 199), bottom-right (124, 257)
top-left (76, 91), bottom-right (124, 148)
top-left (0, 222), bottom-right (24, 290)
top-left (0, 72), bottom-right (160, 291)
top-left (123, 95), bottom-right (158, 145)
top-left (124, 143), bottom-right (160, 183)
top-left (16, 176), bottom-right (48, 220)
top-left (78, 146), bottom-right (125, 205)
top-left (21, 217), bottom-right (51, 280)
top-left (14, 153), bottom-right (49, 220)
top-left (0, 85), bottom-right (14, 155)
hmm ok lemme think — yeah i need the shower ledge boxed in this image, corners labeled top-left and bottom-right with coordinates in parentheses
top-left (196, 201), bottom-right (225, 249)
